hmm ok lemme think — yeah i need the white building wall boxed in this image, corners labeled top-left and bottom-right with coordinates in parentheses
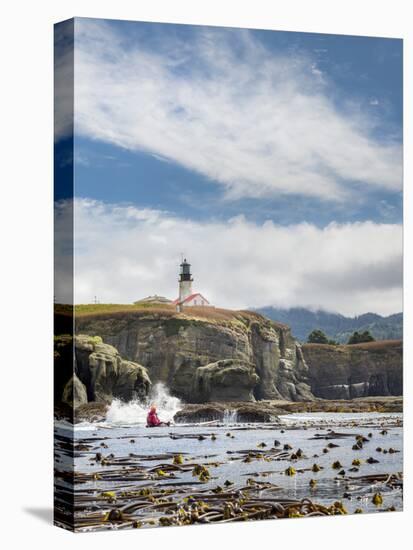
top-left (185, 294), bottom-right (209, 306)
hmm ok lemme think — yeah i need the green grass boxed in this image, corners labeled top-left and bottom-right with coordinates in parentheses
top-left (54, 303), bottom-right (281, 332)
top-left (55, 302), bottom-right (175, 317)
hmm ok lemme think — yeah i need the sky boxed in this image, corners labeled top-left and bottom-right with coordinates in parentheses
top-left (55, 18), bottom-right (403, 315)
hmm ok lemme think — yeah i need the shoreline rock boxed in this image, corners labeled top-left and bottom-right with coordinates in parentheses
top-left (54, 395), bottom-right (402, 425)
top-left (173, 396), bottom-right (403, 423)
top-left (55, 335), bottom-right (151, 410)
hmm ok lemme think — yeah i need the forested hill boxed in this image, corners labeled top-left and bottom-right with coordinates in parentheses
top-left (254, 307), bottom-right (403, 343)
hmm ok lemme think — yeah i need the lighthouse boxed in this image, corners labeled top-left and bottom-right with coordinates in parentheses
top-left (178, 258), bottom-right (193, 302)
top-left (173, 258), bottom-right (211, 310)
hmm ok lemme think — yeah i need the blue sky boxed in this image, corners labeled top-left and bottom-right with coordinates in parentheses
top-left (73, 19), bottom-right (402, 227)
top-left (74, 135), bottom-right (402, 226)
top-left (54, 18), bottom-right (404, 313)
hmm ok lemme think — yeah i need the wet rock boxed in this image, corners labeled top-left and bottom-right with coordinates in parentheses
top-left (173, 402), bottom-right (282, 423)
top-left (62, 374), bottom-right (88, 408)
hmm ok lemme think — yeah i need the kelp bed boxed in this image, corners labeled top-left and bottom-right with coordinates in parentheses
top-left (54, 419), bottom-right (403, 532)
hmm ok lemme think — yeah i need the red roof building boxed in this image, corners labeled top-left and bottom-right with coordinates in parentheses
top-left (173, 292), bottom-right (210, 307)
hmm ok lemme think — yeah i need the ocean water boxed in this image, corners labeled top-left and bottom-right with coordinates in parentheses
top-left (54, 390), bottom-right (402, 532)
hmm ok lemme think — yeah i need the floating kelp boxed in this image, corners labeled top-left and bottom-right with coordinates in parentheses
top-left (54, 414), bottom-right (403, 532)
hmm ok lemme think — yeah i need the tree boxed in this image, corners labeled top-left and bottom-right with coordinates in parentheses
top-left (307, 329), bottom-right (329, 344)
top-left (347, 330), bottom-right (375, 345)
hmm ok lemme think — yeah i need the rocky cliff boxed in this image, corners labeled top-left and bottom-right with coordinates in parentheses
top-left (54, 335), bottom-right (151, 407)
top-left (302, 340), bottom-right (403, 399)
top-left (54, 306), bottom-right (402, 407)
top-left (74, 307), bottom-right (314, 402)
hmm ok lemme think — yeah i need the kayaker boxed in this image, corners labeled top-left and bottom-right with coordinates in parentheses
top-left (146, 404), bottom-right (170, 427)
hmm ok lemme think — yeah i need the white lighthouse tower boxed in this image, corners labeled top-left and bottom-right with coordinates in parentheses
top-left (174, 258), bottom-right (211, 311)
top-left (178, 258), bottom-right (193, 302)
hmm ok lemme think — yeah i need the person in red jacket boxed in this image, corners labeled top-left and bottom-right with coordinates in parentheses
top-left (146, 405), bottom-right (170, 427)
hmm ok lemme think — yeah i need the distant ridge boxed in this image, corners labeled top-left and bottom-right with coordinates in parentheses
top-left (254, 307), bottom-right (403, 343)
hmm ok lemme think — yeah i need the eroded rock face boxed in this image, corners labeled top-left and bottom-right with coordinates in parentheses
top-left (191, 360), bottom-right (259, 402)
top-left (302, 340), bottom-right (403, 399)
top-left (75, 310), bottom-right (313, 402)
top-left (55, 335), bottom-right (151, 406)
top-left (71, 311), bottom-right (403, 405)
top-left (62, 374), bottom-right (88, 408)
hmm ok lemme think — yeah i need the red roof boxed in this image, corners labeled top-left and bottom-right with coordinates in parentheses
top-left (173, 293), bottom-right (209, 305)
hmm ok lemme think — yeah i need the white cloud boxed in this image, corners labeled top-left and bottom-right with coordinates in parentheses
top-left (71, 19), bottom-right (402, 205)
top-left (73, 20), bottom-right (402, 202)
top-left (54, 199), bottom-right (404, 316)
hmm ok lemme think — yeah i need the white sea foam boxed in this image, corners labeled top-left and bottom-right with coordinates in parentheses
top-left (105, 382), bottom-right (182, 426)
top-left (223, 409), bottom-right (238, 425)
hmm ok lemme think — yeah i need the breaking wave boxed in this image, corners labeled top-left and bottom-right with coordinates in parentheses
top-left (105, 382), bottom-right (182, 426)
